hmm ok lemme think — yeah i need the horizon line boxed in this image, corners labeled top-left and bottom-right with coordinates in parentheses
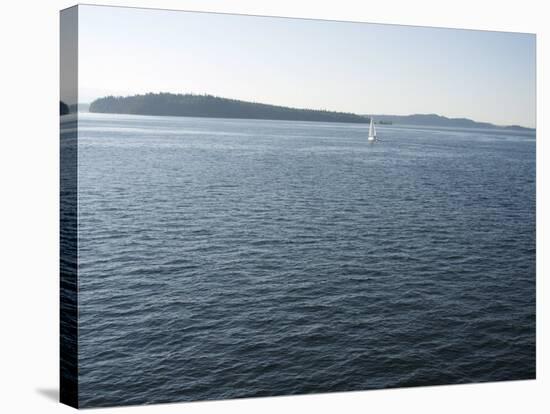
top-left (76, 92), bottom-right (535, 130)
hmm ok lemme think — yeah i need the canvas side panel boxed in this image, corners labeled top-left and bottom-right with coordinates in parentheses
top-left (60, 5), bottom-right (79, 409)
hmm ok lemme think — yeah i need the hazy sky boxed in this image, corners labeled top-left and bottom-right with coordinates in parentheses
top-left (78, 5), bottom-right (536, 127)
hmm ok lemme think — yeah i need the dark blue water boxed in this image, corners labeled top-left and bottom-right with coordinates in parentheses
top-left (76, 113), bottom-right (535, 407)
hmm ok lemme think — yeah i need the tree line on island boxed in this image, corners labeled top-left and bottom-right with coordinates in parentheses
top-left (89, 93), bottom-right (370, 124)
top-left (83, 93), bottom-right (533, 130)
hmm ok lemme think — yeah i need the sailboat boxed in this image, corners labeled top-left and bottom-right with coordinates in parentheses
top-left (368, 117), bottom-right (377, 141)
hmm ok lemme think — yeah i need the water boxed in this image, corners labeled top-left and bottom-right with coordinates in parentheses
top-left (76, 113), bottom-right (535, 407)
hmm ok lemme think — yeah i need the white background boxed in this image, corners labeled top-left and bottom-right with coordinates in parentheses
top-left (0, 0), bottom-right (547, 412)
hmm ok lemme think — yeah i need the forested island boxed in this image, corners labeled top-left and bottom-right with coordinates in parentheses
top-left (89, 93), bottom-right (369, 123)
top-left (87, 93), bottom-right (533, 130)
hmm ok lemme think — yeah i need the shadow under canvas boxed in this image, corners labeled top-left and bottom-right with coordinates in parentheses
top-left (36, 388), bottom-right (59, 402)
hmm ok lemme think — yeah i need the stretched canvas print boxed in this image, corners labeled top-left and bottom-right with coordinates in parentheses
top-left (60, 4), bottom-right (536, 408)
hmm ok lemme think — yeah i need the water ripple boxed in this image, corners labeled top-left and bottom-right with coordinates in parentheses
top-left (75, 114), bottom-right (535, 407)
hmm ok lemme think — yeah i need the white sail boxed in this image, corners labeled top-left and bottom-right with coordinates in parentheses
top-left (368, 117), bottom-right (376, 141)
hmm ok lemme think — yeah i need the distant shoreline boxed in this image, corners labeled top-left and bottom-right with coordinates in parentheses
top-left (85, 93), bottom-right (534, 131)
top-left (366, 113), bottom-right (534, 132)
